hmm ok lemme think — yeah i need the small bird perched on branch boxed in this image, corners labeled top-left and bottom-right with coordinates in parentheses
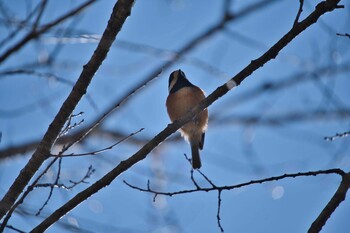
top-left (166, 69), bottom-right (208, 169)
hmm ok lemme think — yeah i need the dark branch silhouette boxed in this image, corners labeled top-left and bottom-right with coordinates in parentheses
top-left (294, 0), bottom-right (305, 26)
top-left (55, 128), bottom-right (144, 157)
top-left (124, 169), bottom-right (345, 196)
top-left (336, 32), bottom-right (350, 38)
top-left (325, 130), bottom-right (350, 141)
top-left (124, 168), bottom-right (346, 232)
top-left (308, 172), bottom-right (350, 233)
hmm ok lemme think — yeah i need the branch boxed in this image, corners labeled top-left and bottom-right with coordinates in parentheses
top-left (56, 128), bottom-right (144, 157)
top-left (294, 0), bottom-right (304, 26)
top-left (324, 130), bottom-right (350, 141)
top-left (0, 1), bottom-right (46, 49)
top-left (213, 109), bottom-right (350, 126)
top-left (215, 60), bottom-right (350, 120)
top-left (0, 223), bottom-right (26, 233)
top-left (60, 113), bottom-right (85, 137)
top-left (0, 128), bottom-right (148, 161)
top-left (34, 158), bottom-right (64, 217)
top-left (126, 169), bottom-right (348, 233)
top-left (336, 32), bottom-right (350, 38)
top-left (124, 169), bottom-right (345, 196)
top-left (217, 190), bottom-right (224, 232)
top-left (32, 0), bottom-right (48, 30)
top-left (184, 153), bottom-right (217, 188)
top-left (0, 69), bottom-right (75, 86)
top-left (0, 0), bottom-right (97, 64)
top-left (30, 0), bottom-right (344, 231)
top-left (308, 172), bottom-right (350, 233)
top-left (0, 0), bottom-right (135, 220)
top-left (0, 157), bottom-right (60, 231)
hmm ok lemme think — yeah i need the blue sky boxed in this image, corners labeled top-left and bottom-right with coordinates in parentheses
top-left (0, 0), bottom-right (350, 232)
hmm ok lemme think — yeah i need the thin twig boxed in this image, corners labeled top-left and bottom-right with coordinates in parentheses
top-left (34, 164), bottom-right (95, 217)
top-left (190, 169), bottom-right (201, 189)
top-left (59, 115), bottom-right (84, 138)
top-left (294, 0), bottom-right (304, 26)
top-left (0, 69), bottom-right (75, 85)
top-left (217, 190), bottom-right (224, 232)
top-left (214, 109), bottom-right (350, 126)
top-left (32, 0), bottom-right (48, 30)
top-left (57, 128), bottom-right (144, 157)
top-left (324, 130), bottom-right (350, 141)
top-left (184, 154), bottom-right (201, 189)
top-left (197, 169), bottom-right (217, 188)
top-left (0, 223), bottom-right (26, 233)
top-left (184, 153), bottom-right (217, 188)
top-left (35, 165), bottom-right (95, 190)
top-left (35, 157), bottom-right (63, 216)
top-left (336, 32), bottom-right (350, 38)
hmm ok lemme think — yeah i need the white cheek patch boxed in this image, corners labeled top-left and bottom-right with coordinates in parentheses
top-left (169, 76), bottom-right (178, 92)
top-left (225, 79), bottom-right (237, 90)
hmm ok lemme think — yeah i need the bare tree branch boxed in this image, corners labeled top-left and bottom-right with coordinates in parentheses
top-left (0, 69), bottom-right (75, 86)
top-left (0, 223), bottom-right (26, 233)
top-left (0, 1), bottom-right (45, 49)
top-left (34, 165), bottom-right (95, 217)
top-left (125, 168), bottom-right (348, 233)
top-left (0, 0), bottom-right (97, 64)
top-left (34, 158), bottom-right (64, 217)
top-left (217, 190), bottom-right (224, 233)
top-left (308, 172), bottom-right (350, 233)
top-left (0, 0), bottom-right (135, 220)
top-left (32, 0), bottom-right (48, 30)
top-left (1, 115), bottom-right (96, 230)
top-left (0, 157), bottom-right (59, 231)
top-left (213, 109), bottom-right (350, 126)
top-left (124, 169), bottom-right (345, 196)
top-left (29, 1), bottom-right (344, 231)
top-left (56, 128), bottom-right (144, 157)
top-left (336, 32), bottom-right (350, 38)
top-left (294, 0), bottom-right (304, 26)
top-left (325, 130), bottom-right (350, 141)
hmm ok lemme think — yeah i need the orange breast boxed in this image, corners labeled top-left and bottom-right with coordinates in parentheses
top-left (166, 86), bottom-right (208, 140)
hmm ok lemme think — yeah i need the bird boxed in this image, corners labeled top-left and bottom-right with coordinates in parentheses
top-left (166, 69), bottom-right (208, 169)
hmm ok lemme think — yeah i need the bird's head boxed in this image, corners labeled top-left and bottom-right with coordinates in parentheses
top-left (168, 69), bottom-right (193, 93)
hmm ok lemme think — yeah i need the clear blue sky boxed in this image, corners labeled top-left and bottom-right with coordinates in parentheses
top-left (0, 0), bottom-right (349, 232)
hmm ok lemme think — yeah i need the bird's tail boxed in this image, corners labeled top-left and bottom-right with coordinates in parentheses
top-left (191, 143), bottom-right (201, 169)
